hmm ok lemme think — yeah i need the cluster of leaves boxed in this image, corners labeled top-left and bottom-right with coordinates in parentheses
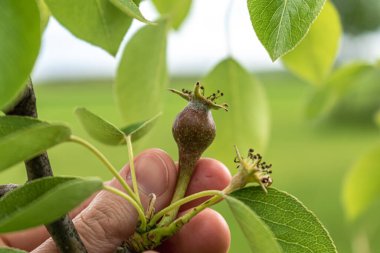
top-left (0, 0), bottom-right (356, 252)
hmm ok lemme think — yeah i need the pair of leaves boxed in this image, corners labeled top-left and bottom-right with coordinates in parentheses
top-left (203, 58), bottom-right (269, 167)
top-left (0, 116), bottom-right (71, 173)
top-left (0, 0), bottom-right (40, 111)
top-left (115, 19), bottom-right (169, 123)
top-left (343, 145), bottom-right (380, 221)
top-left (44, 0), bottom-right (149, 56)
top-left (305, 62), bottom-right (374, 120)
top-left (0, 176), bottom-right (102, 233)
top-left (227, 187), bottom-right (337, 253)
top-left (247, 0), bottom-right (326, 61)
top-left (152, 0), bottom-right (192, 29)
top-left (75, 107), bottom-right (160, 145)
top-left (282, 1), bottom-right (342, 85)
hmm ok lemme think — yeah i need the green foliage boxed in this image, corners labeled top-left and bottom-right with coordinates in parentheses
top-left (120, 113), bottom-right (161, 142)
top-left (0, 1), bottom-right (40, 111)
top-left (45, 0), bottom-right (135, 55)
top-left (226, 196), bottom-right (282, 253)
top-left (0, 116), bottom-right (71, 172)
top-left (75, 107), bottom-right (125, 145)
top-left (343, 145), bottom-right (380, 221)
top-left (75, 108), bottom-right (160, 145)
top-left (330, 65), bottom-right (380, 122)
top-left (376, 111), bottom-right (380, 127)
top-left (247, 0), bottom-right (326, 61)
top-left (306, 62), bottom-right (373, 120)
top-left (282, 2), bottom-right (341, 85)
top-left (203, 58), bottom-right (269, 166)
top-left (230, 187), bottom-right (337, 252)
top-left (152, 0), bottom-right (192, 29)
top-left (0, 176), bottom-right (102, 233)
top-left (109, 0), bottom-right (151, 24)
top-left (332, 0), bottom-right (380, 34)
top-left (115, 19), bottom-right (169, 123)
top-left (0, 248), bottom-right (27, 253)
top-left (36, 0), bottom-right (51, 32)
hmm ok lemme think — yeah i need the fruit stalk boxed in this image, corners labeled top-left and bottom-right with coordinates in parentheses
top-left (159, 82), bottom-right (227, 226)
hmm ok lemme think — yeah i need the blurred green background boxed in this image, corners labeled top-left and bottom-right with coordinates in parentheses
top-left (1, 73), bottom-right (379, 252)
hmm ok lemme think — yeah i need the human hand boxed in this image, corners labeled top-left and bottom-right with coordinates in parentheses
top-left (0, 149), bottom-right (231, 253)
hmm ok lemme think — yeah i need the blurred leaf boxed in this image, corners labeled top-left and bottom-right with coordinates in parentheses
top-left (116, 20), bottom-right (168, 123)
top-left (332, 0), bottom-right (380, 34)
top-left (282, 2), bottom-right (342, 85)
top-left (75, 107), bottom-right (125, 145)
top-left (152, 0), bottom-right (192, 29)
top-left (306, 62), bottom-right (373, 120)
top-left (0, 0), bottom-right (40, 111)
top-left (45, 0), bottom-right (133, 55)
top-left (109, 0), bottom-right (151, 24)
top-left (376, 110), bottom-right (380, 127)
top-left (343, 145), bottom-right (380, 221)
top-left (0, 176), bottom-right (102, 233)
top-left (203, 58), bottom-right (269, 163)
top-left (121, 112), bottom-right (162, 142)
top-left (330, 66), bottom-right (380, 122)
top-left (226, 196), bottom-right (283, 253)
top-left (230, 187), bottom-right (337, 252)
top-left (0, 116), bottom-right (71, 172)
top-left (247, 0), bottom-right (326, 61)
top-left (0, 248), bottom-right (27, 253)
top-left (36, 0), bottom-right (50, 32)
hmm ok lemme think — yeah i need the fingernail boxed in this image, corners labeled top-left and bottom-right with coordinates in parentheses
top-left (132, 152), bottom-right (169, 197)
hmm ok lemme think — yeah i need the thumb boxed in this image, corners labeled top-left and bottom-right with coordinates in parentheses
top-left (33, 149), bottom-right (178, 253)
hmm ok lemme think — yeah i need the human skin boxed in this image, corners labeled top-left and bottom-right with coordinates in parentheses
top-left (0, 149), bottom-right (231, 253)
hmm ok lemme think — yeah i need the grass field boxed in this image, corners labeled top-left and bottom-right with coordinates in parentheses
top-left (1, 73), bottom-right (379, 252)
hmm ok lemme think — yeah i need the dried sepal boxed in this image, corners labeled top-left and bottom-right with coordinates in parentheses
top-left (169, 82), bottom-right (228, 111)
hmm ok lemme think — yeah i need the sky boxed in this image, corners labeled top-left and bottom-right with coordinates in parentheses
top-left (31, 0), bottom-right (380, 82)
top-left (31, 0), bottom-right (282, 81)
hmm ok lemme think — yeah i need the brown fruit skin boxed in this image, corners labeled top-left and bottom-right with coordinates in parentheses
top-left (172, 102), bottom-right (216, 156)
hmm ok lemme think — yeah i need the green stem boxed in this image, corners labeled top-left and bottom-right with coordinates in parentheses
top-left (158, 153), bottom-right (197, 226)
top-left (126, 135), bottom-right (142, 209)
top-left (103, 185), bottom-right (147, 231)
top-left (138, 194), bottom-right (224, 250)
top-left (150, 190), bottom-right (222, 227)
top-left (70, 135), bottom-right (137, 202)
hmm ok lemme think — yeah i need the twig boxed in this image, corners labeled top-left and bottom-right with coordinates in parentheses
top-left (4, 79), bottom-right (87, 253)
top-left (0, 184), bottom-right (18, 198)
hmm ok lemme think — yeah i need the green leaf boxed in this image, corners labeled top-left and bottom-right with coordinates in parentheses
top-left (226, 196), bottom-right (283, 253)
top-left (282, 2), bottom-right (342, 85)
top-left (343, 145), bottom-right (380, 221)
top-left (247, 0), bottom-right (326, 61)
top-left (45, 0), bottom-right (133, 55)
top-left (230, 187), bottom-right (337, 252)
top-left (0, 116), bottom-right (71, 172)
top-left (36, 0), bottom-right (50, 32)
top-left (75, 107), bottom-right (125, 145)
top-left (203, 58), bottom-right (269, 166)
top-left (152, 0), bottom-right (192, 29)
top-left (0, 1), bottom-right (40, 110)
top-left (115, 20), bottom-right (168, 123)
top-left (0, 248), bottom-right (27, 253)
top-left (120, 112), bottom-right (162, 142)
top-left (375, 110), bottom-right (380, 127)
top-left (306, 62), bottom-right (373, 120)
top-left (109, 0), bottom-right (151, 24)
top-left (0, 176), bottom-right (102, 233)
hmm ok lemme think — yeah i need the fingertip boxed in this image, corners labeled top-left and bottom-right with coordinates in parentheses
top-left (181, 158), bottom-right (231, 210)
